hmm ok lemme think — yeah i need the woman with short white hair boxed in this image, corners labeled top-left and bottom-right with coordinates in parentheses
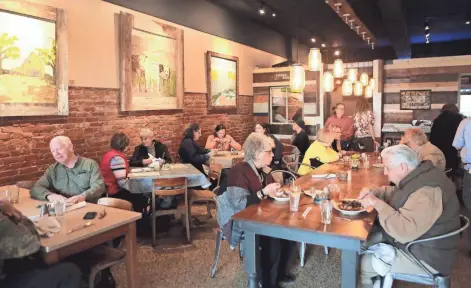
top-left (401, 128), bottom-right (446, 170)
top-left (216, 133), bottom-right (295, 288)
top-left (130, 128), bottom-right (172, 167)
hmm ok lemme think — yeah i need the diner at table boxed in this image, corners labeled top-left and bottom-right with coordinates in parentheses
top-left (130, 128), bottom-right (172, 167)
top-left (291, 119), bottom-right (310, 160)
top-left (179, 123), bottom-right (216, 176)
top-left (298, 129), bottom-right (341, 175)
top-left (254, 123), bottom-right (284, 170)
top-left (400, 128), bottom-right (446, 170)
top-left (205, 124), bottom-right (242, 151)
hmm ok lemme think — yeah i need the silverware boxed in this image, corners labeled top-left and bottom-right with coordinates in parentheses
top-left (67, 221), bottom-right (94, 234)
top-left (302, 207), bottom-right (312, 218)
top-left (335, 216), bottom-right (352, 222)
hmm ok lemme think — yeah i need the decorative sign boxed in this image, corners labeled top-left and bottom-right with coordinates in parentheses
top-left (400, 90), bottom-right (431, 110)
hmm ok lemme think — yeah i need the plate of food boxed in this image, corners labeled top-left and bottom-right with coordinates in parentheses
top-left (372, 163), bottom-right (384, 168)
top-left (303, 189), bottom-right (322, 198)
top-left (333, 199), bottom-right (366, 215)
top-left (272, 190), bottom-right (290, 202)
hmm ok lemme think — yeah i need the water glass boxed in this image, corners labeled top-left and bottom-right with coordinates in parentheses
top-left (54, 201), bottom-right (66, 216)
top-left (364, 155), bottom-right (370, 169)
top-left (289, 192), bottom-right (301, 212)
top-left (6, 185), bottom-right (20, 204)
top-left (320, 200), bottom-right (333, 224)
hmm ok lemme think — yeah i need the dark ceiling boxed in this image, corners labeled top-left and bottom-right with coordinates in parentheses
top-left (208, 0), bottom-right (471, 61)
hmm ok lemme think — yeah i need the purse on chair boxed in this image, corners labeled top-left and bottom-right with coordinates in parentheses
top-left (309, 157), bottom-right (324, 169)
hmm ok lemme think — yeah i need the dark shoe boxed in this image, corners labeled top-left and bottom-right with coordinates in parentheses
top-left (278, 273), bottom-right (296, 284)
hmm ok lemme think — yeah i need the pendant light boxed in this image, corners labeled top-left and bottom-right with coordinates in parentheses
top-left (360, 72), bottom-right (369, 86)
top-left (290, 64), bottom-right (305, 93)
top-left (354, 81), bottom-right (363, 96)
top-left (333, 59), bottom-right (345, 78)
top-left (308, 48), bottom-right (322, 71)
top-left (323, 71), bottom-right (334, 92)
top-left (369, 78), bottom-right (376, 90)
top-left (342, 79), bottom-right (353, 96)
top-left (365, 85), bottom-right (373, 98)
top-left (347, 68), bottom-right (358, 82)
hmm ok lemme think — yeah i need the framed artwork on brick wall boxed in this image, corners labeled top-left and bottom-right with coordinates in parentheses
top-left (0, 0), bottom-right (68, 117)
top-left (119, 12), bottom-right (184, 112)
top-left (206, 51), bottom-right (238, 113)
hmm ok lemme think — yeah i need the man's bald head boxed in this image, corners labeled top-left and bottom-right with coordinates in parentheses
top-left (50, 136), bottom-right (74, 165)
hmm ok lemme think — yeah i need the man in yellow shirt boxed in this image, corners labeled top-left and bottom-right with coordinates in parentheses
top-left (298, 129), bottom-right (340, 175)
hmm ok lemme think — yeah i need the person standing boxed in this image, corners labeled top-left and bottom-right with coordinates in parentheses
top-left (325, 103), bottom-right (354, 150)
top-left (353, 98), bottom-right (379, 152)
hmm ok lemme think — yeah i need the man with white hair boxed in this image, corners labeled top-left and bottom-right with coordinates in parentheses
top-left (358, 144), bottom-right (460, 287)
top-left (401, 128), bottom-right (446, 170)
top-left (30, 136), bottom-right (105, 204)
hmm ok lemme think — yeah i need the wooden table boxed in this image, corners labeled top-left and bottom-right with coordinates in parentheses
top-left (8, 187), bottom-right (142, 288)
top-left (211, 151), bottom-right (244, 169)
top-left (232, 157), bottom-right (390, 288)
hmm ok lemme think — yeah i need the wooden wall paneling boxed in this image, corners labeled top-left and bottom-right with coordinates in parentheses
top-left (413, 109), bottom-right (441, 121)
top-left (383, 112), bottom-right (413, 124)
top-left (119, 12), bottom-right (133, 111)
top-left (0, 0), bottom-right (56, 21)
top-left (56, 8), bottom-right (68, 115)
top-left (383, 91), bottom-right (458, 104)
top-left (384, 65), bottom-right (471, 78)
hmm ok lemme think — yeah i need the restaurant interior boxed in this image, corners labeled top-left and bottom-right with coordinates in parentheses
top-left (1, 0), bottom-right (471, 287)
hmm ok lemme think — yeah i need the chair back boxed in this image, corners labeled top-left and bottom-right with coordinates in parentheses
top-left (16, 180), bottom-right (34, 190)
top-left (153, 177), bottom-right (187, 196)
top-left (282, 143), bottom-right (299, 156)
top-left (232, 157), bottom-right (243, 166)
top-left (211, 186), bottom-right (220, 202)
top-left (208, 162), bottom-right (223, 187)
top-left (97, 197), bottom-right (132, 211)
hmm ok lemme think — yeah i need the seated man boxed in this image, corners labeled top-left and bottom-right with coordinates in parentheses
top-left (30, 136), bottom-right (105, 204)
top-left (0, 200), bottom-right (81, 288)
top-left (358, 145), bottom-right (460, 287)
top-left (401, 128), bottom-right (446, 170)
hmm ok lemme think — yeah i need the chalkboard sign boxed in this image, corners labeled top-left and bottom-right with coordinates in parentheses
top-left (400, 90), bottom-right (432, 110)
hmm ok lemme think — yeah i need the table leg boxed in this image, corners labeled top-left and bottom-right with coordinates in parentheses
top-left (152, 190), bottom-right (156, 247)
top-left (341, 249), bottom-right (358, 288)
top-left (125, 222), bottom-right (138, 288)
top-left (244, 231), bottom-right (259, 288)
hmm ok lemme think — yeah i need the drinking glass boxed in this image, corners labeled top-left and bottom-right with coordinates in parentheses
top-left (364, 155), bottom-right (370, 169)
top-left (320, 200), bottom-right (333, 224)
top-left (54, 201), bottom-right (66, 216)
top-left (289, 192), bottom-right (301, 212)
top-left (6, 185), bottom-right (19, 204)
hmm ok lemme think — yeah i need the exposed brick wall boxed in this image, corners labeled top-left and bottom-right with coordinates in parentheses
top-left (0, 87), bottom-right (254, 185)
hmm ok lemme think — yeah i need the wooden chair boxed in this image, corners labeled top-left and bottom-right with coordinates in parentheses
top-left (151, 177), bottom-right (190, 247)
top-left (82, 198), bottom-right (132, 288)
top-left (189, 162), bottom-right (222, 218)
top-left (232, 157), bottom-right (244, 166)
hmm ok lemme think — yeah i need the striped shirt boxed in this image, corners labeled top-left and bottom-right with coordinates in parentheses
top-left (110, 155), bottom-right (128, 188)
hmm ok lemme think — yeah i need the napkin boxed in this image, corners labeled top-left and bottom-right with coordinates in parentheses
top-left (311, 174), bottom-right (337, 179)
top-left (34, 216), bottom-right (61, 238)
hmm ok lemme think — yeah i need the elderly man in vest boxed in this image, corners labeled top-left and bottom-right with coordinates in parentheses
top-left (30, 136), bottom-right (105, 204)
top-left (358, 144), bottom-right (460, 287)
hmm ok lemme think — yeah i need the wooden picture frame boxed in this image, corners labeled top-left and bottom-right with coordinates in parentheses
top-left (0, 0), bottom-right (68, 117)
top-left (400, 90), bottom-right (432, 110)
top-left (119, 12), bottom-right (184, 112)
top-left (206, 51), bottom-right (238, 113)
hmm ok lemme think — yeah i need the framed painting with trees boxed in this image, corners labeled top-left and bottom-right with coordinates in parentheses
top-left (0, 0), bottom-right (68, 117)
top-left (206, 51), bottom-right (238, 113)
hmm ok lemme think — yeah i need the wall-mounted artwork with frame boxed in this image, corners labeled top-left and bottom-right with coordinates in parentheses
top-left (119, 12), bottom-right (184, 111)
top-left (0, 0), bottom-right (68, 117)
top-left (206, 51), bottom-right (238, 113)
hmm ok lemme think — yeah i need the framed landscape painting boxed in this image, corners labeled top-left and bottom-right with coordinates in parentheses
top-left (206, 51), bottom-right (238, 113)
top-left (0, 0), bottom-right (68, 117)
top-left (120, 12), bottom-right (184, 111)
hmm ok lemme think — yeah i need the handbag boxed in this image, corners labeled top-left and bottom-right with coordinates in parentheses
top-left (309, 157), bottom-right (324, 168)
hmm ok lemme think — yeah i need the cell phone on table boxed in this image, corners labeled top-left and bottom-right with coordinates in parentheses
top-left (83, 212), bottom-right (97, 220)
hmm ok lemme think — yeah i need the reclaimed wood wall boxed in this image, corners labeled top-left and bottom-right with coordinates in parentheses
top-left (382, 56), bottom-right (471, 125)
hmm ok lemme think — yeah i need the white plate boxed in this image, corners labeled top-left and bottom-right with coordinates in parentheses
top-left (372, 163), bottom-right (384, 168)
top-left (272, 195), bottom-right (290, 202)
top-left (303, 189), bottom-right (322, 198)
top-left (332, 199), bottom-right (367, 216)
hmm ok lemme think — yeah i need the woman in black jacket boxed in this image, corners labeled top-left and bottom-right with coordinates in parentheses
top-left (291, 119), bottom-right (309, 160)
top-left (178, 123), bottom-right (215, 175)
top-left (254, 123), bottom-right (283, 170)
top-left (130, 128), bottom-right (172, 167)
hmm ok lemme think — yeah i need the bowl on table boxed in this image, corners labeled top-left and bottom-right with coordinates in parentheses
top-left (332, 199), bottom-right (366, 216)
top-left (272, 189), bottom-right (290, 202)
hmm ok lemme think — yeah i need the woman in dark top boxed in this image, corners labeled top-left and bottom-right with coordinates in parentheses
top-left (130, 128), bottom-right (172, 167)
top-left (291, 119), bottom-right (310, 159)
top-left (255, 123), bottom-right (283, 169)
top-left (430, 104), bottom-right (465, 171)
top-left (178, 123), bottom-right (214, 175)
top-left (216, 133), bottom-right (294, 288)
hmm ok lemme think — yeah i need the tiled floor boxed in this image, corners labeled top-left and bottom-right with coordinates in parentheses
top-left (112, 206), bottom-right (471, 288)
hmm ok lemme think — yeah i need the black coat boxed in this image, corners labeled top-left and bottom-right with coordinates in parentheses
top-left (178, 138), bottom-right (209, 175)
top-left (292, 130), bottom-right (310, 159)
top-left (430, 111), bottom-right (464, 170)
top-left (130, 140), bottom-right (172, 167)
top-left (268, 134), bottom-right (283, 169)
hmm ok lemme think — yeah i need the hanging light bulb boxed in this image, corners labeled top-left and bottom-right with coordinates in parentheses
top-left (360, 72), bottom-right (369, 86)
top-left (354, 81), bottom-right (363, 96)
top-left (308, 48), bottom-right (322, 72)
top-left (369, 78), bottom-right (376, 90)
top-left (333, 59), bottom-right (345, 78)
top-left (347, 68), bottom-right (358, 82)
top-left (323, 71), bottom-right (334, 93)
top-left (342, 79), bottom-right (353, 96)
top-left (365, 85), bottom-right (373, 98)
top-left (290, 64), bottom-right (305, 93)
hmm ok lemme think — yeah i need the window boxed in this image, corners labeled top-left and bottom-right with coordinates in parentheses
top-left (459, 74), bottom-right (471, 117)
top-left (269, 86), bottom-right (303, 124)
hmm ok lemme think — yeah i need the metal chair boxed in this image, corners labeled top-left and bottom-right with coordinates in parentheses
top-left (391, 215), bottom-right (470, 287)
top-left (210, 187), bottom-right (244, 278)
top-left (282, 153), bottom-right (317, 178)
top-left (189, 162), bottom-right (222, 219)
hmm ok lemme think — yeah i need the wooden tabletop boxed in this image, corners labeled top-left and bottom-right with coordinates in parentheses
top-left (232, 156), bottom-right (390, 241)
top-left (9, 187), bottom-right (141, 253)
top-left (128, 163), bottom-right (201, 179)
top-left (211, 151), bottom-right (244, 169)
